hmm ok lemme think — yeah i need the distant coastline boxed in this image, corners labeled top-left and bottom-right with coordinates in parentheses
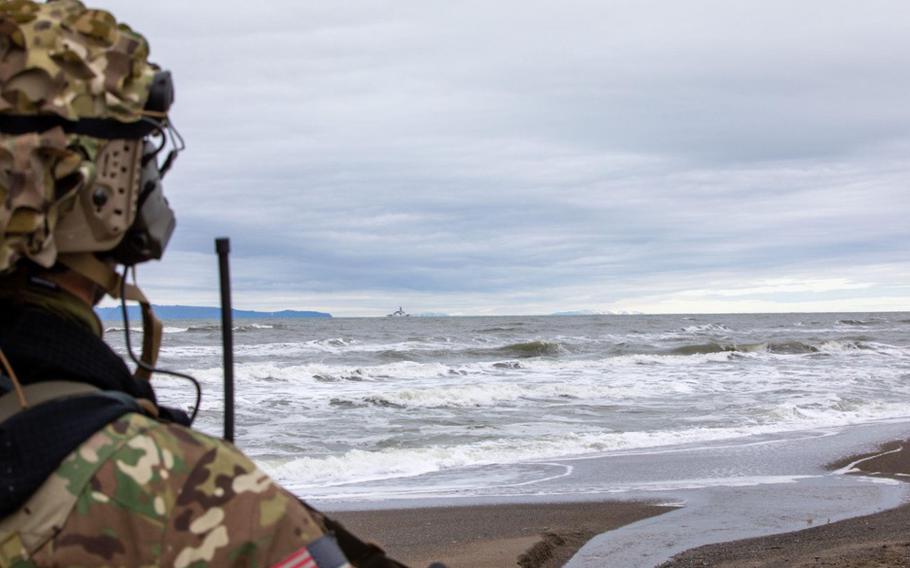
top-left (95, 305), bottom-right (332, 320)
top-left (550, 310), bottom-right (643, 316)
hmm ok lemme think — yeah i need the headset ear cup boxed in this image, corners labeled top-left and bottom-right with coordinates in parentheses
top-left (53, 138), bottom-right (143, 255)
top-left (145, 71), bottom-right (175, 115)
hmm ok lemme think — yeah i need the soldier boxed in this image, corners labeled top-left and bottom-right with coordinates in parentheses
top-left (0, 2), bottom-right (411, 566)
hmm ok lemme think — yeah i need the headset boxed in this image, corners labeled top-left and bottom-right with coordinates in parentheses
top-left (112, 71), bottom-right (181, 266)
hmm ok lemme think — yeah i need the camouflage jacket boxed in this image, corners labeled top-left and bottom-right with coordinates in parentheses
top-left (0, 411), bottom-right (349, 568)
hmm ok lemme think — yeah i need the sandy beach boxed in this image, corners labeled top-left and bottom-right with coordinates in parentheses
top-left (328, 437), bottom-right (910, 568)
top-left (661, 502), bottom-right (910, 567)
top-left (333, 501), bottom-right (674, 568)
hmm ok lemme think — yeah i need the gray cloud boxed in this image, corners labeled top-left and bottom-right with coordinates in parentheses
top-left (92, 0), bottom-right (910, 315)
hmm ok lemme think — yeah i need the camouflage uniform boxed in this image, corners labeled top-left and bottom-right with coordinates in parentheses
top-left (1, 413), bottom-right (339, 568)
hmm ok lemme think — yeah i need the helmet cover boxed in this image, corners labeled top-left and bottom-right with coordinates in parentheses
top-left (0, 0), bottom-right (162, 273)
top-left (0, 0), bottom-right (156, 121)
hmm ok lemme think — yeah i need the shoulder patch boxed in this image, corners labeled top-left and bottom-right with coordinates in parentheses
top-left (271, 536), bottom-right (352, 568)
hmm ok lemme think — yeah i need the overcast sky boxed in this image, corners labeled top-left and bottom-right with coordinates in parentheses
top-left (92, 1), bottom-right (909, 316)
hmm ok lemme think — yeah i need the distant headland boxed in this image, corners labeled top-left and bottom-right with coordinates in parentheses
top-left (95, 305), bottom-right (332, 320)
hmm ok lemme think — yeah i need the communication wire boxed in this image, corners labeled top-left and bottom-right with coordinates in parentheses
top-left (0, 347), bottom-right (28, 409)
top-left (119, 266), bottom-right (201, 423)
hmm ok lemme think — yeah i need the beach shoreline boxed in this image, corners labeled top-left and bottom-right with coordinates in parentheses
top-left (324, 434), bottom-right (910, 567)
top-left (659, 437), bottom-right (910, 567)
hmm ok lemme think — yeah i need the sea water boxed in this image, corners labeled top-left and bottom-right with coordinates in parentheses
top-left (103, 313), bottom-right (910, 503)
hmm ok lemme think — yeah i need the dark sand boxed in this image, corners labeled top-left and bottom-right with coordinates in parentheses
top-left (332, 501), bottom-right (675, 568)
top-left (329, 439), bottom-right (910, 567)
top-left (661, 439), bottom-right (910, 568)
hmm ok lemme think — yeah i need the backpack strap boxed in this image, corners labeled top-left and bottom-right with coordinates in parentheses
top-left (0, 381), bottom-right (101, 424)
top-left (0, 379), bottom-right (158, 425)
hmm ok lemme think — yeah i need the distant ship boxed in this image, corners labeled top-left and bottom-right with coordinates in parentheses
top-left (386, 306), bottom-right (410, 317)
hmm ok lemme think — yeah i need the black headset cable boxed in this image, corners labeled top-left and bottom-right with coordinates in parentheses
top-left (119, 265), bottom-right (202, 424)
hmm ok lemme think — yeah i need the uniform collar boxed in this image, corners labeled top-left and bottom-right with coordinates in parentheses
top-left (0, 271), bottom-right (102, 337)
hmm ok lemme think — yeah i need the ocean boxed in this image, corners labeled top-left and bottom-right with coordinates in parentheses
top-left (103, 312), bottom-right (910, 506)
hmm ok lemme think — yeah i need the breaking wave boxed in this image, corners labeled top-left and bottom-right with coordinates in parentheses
top-left (104, 326), bottom-right (143, 333)
top-left (373, 340), bottom-right (566, 362)
top-left (667, 339), bottom-right (876, 356)
top-left (330, 383), bottom-right (537, 409)
top-left (262, 408), bottom-right (907, 492)
top-left (836, 318), bottom-right (884, 327)
top-left (237, 323), bottom-right (277, 332)
top-left (496, 340), bottom-right (563, 357)
top-left (105, 326), bottom-right (188, 334)
top-left (266, 429), bottom-right (760, 489)
top-left (681, 323), bottom-right (732, 335)
top-left (186, 323), bottom-right (277, 333)
top-left (477, 325), bottom-right (529, 333)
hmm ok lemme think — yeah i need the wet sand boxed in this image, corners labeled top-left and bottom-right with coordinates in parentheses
top-left (328, 438), bottom-right (910, 567)
top-left (332, 501), bottom-right (675, 568)
top-left (661, 438), bottom-right (910, 568)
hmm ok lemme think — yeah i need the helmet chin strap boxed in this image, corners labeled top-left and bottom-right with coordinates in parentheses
top-left (57, 253), bottom-right (162, 381)
top-left (0, 347), bottom-right (29, 409)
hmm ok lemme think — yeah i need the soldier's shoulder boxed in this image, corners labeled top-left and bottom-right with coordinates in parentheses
top-left (101, 411), bottom-right (256, 470)
top-left (31, 414), bottom-right (327, 566)
top-left (57, 412), bottom-right (260, 520)
top-left (139, 414), bottom-right (252, 467)
top-left (134, 419), bottom-right (329, 566)
top-left (104, 413), bottom-right (272, 505)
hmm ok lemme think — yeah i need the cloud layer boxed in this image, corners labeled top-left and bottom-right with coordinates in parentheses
top-left (95, 0), bottom-right (910, 315)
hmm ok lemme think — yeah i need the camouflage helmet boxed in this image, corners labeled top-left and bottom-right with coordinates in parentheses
top-left (0, 0), bottom-right (175, 275)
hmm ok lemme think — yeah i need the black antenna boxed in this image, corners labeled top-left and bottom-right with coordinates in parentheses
top-left (216, 238), bottom-right (235, 443)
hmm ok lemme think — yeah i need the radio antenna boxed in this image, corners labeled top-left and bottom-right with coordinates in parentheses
top-left (216, 237), bottom-right (235, 443)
